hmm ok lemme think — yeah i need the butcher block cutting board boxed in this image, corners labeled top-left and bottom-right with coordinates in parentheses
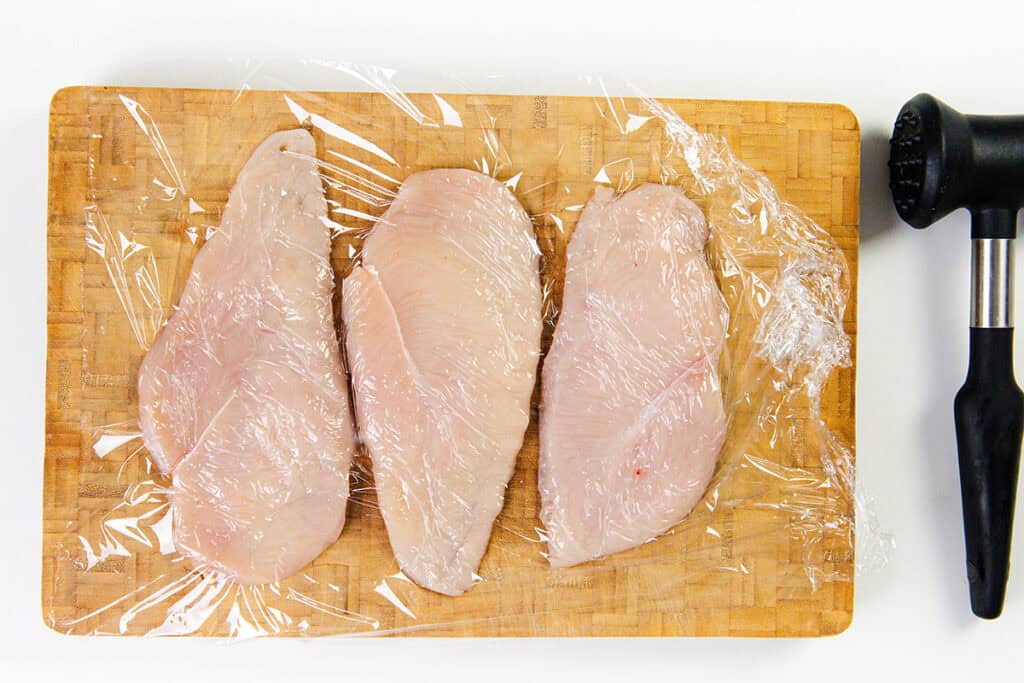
top-left (44, 86), bottom-right (859, 637)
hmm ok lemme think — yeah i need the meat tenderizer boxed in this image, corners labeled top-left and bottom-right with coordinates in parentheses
top-left (889, 93), bottom-right (1024, 619)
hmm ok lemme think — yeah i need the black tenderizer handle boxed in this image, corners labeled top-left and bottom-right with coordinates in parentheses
top-left (955, 207), bottom-right (1022, 619)
top-left (955, 328), bottom-right (1024, 618)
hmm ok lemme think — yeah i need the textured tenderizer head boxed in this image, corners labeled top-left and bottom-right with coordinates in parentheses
top-left (888, 94), bottom-right (970, 229)
top-left (889, 93), bottom-right (1024, 237)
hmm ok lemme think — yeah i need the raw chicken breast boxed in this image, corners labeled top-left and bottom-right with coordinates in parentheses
top-left (343, 169), bottom-right (542, 596)
top-left (137, 129), bottom-right (356, 585)
top-left (539, 184), bottom-right (728, 568)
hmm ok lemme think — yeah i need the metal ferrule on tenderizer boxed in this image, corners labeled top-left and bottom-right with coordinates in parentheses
top-left (971, 238), bottom-right (1014, 328)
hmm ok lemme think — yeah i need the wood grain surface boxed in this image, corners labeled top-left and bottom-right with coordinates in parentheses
top-left (44, 86), bottom-right (859, 637)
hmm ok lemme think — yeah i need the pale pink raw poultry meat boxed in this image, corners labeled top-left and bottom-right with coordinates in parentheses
top-left (539, 184), bottom-right (728, 568)
top-left (137, 129), bottom-right (356, 585)
top-left (343, 169), bottom-right (541, 596)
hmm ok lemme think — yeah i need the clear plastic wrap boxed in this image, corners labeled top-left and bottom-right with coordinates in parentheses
top-left (44, 65), bottom-right (869, 637)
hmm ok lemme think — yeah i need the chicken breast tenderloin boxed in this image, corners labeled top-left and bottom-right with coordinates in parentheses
top-left (343, 169), bottom-right (542, 596)
top-left (137, 129), bottom-right (356, 585)
top-left (539, 184), bottom-right (728, 568)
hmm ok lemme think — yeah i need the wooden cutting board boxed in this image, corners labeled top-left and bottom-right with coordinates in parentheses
top-left (44, 86), bottom-right (859, 637)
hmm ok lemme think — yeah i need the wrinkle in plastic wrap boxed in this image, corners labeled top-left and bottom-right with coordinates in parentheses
top-left (49, 67), bottom-right (880, 637)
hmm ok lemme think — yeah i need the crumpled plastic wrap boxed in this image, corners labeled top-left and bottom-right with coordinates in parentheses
top-left (44, 63), bottom-right (877, 637)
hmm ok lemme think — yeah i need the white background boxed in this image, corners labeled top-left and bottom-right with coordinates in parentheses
top-left (3, 0), bottom-right (1024, 680)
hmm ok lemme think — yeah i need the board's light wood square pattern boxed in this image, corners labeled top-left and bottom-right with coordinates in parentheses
top-left (44, 87), bottom-right (859, 637)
